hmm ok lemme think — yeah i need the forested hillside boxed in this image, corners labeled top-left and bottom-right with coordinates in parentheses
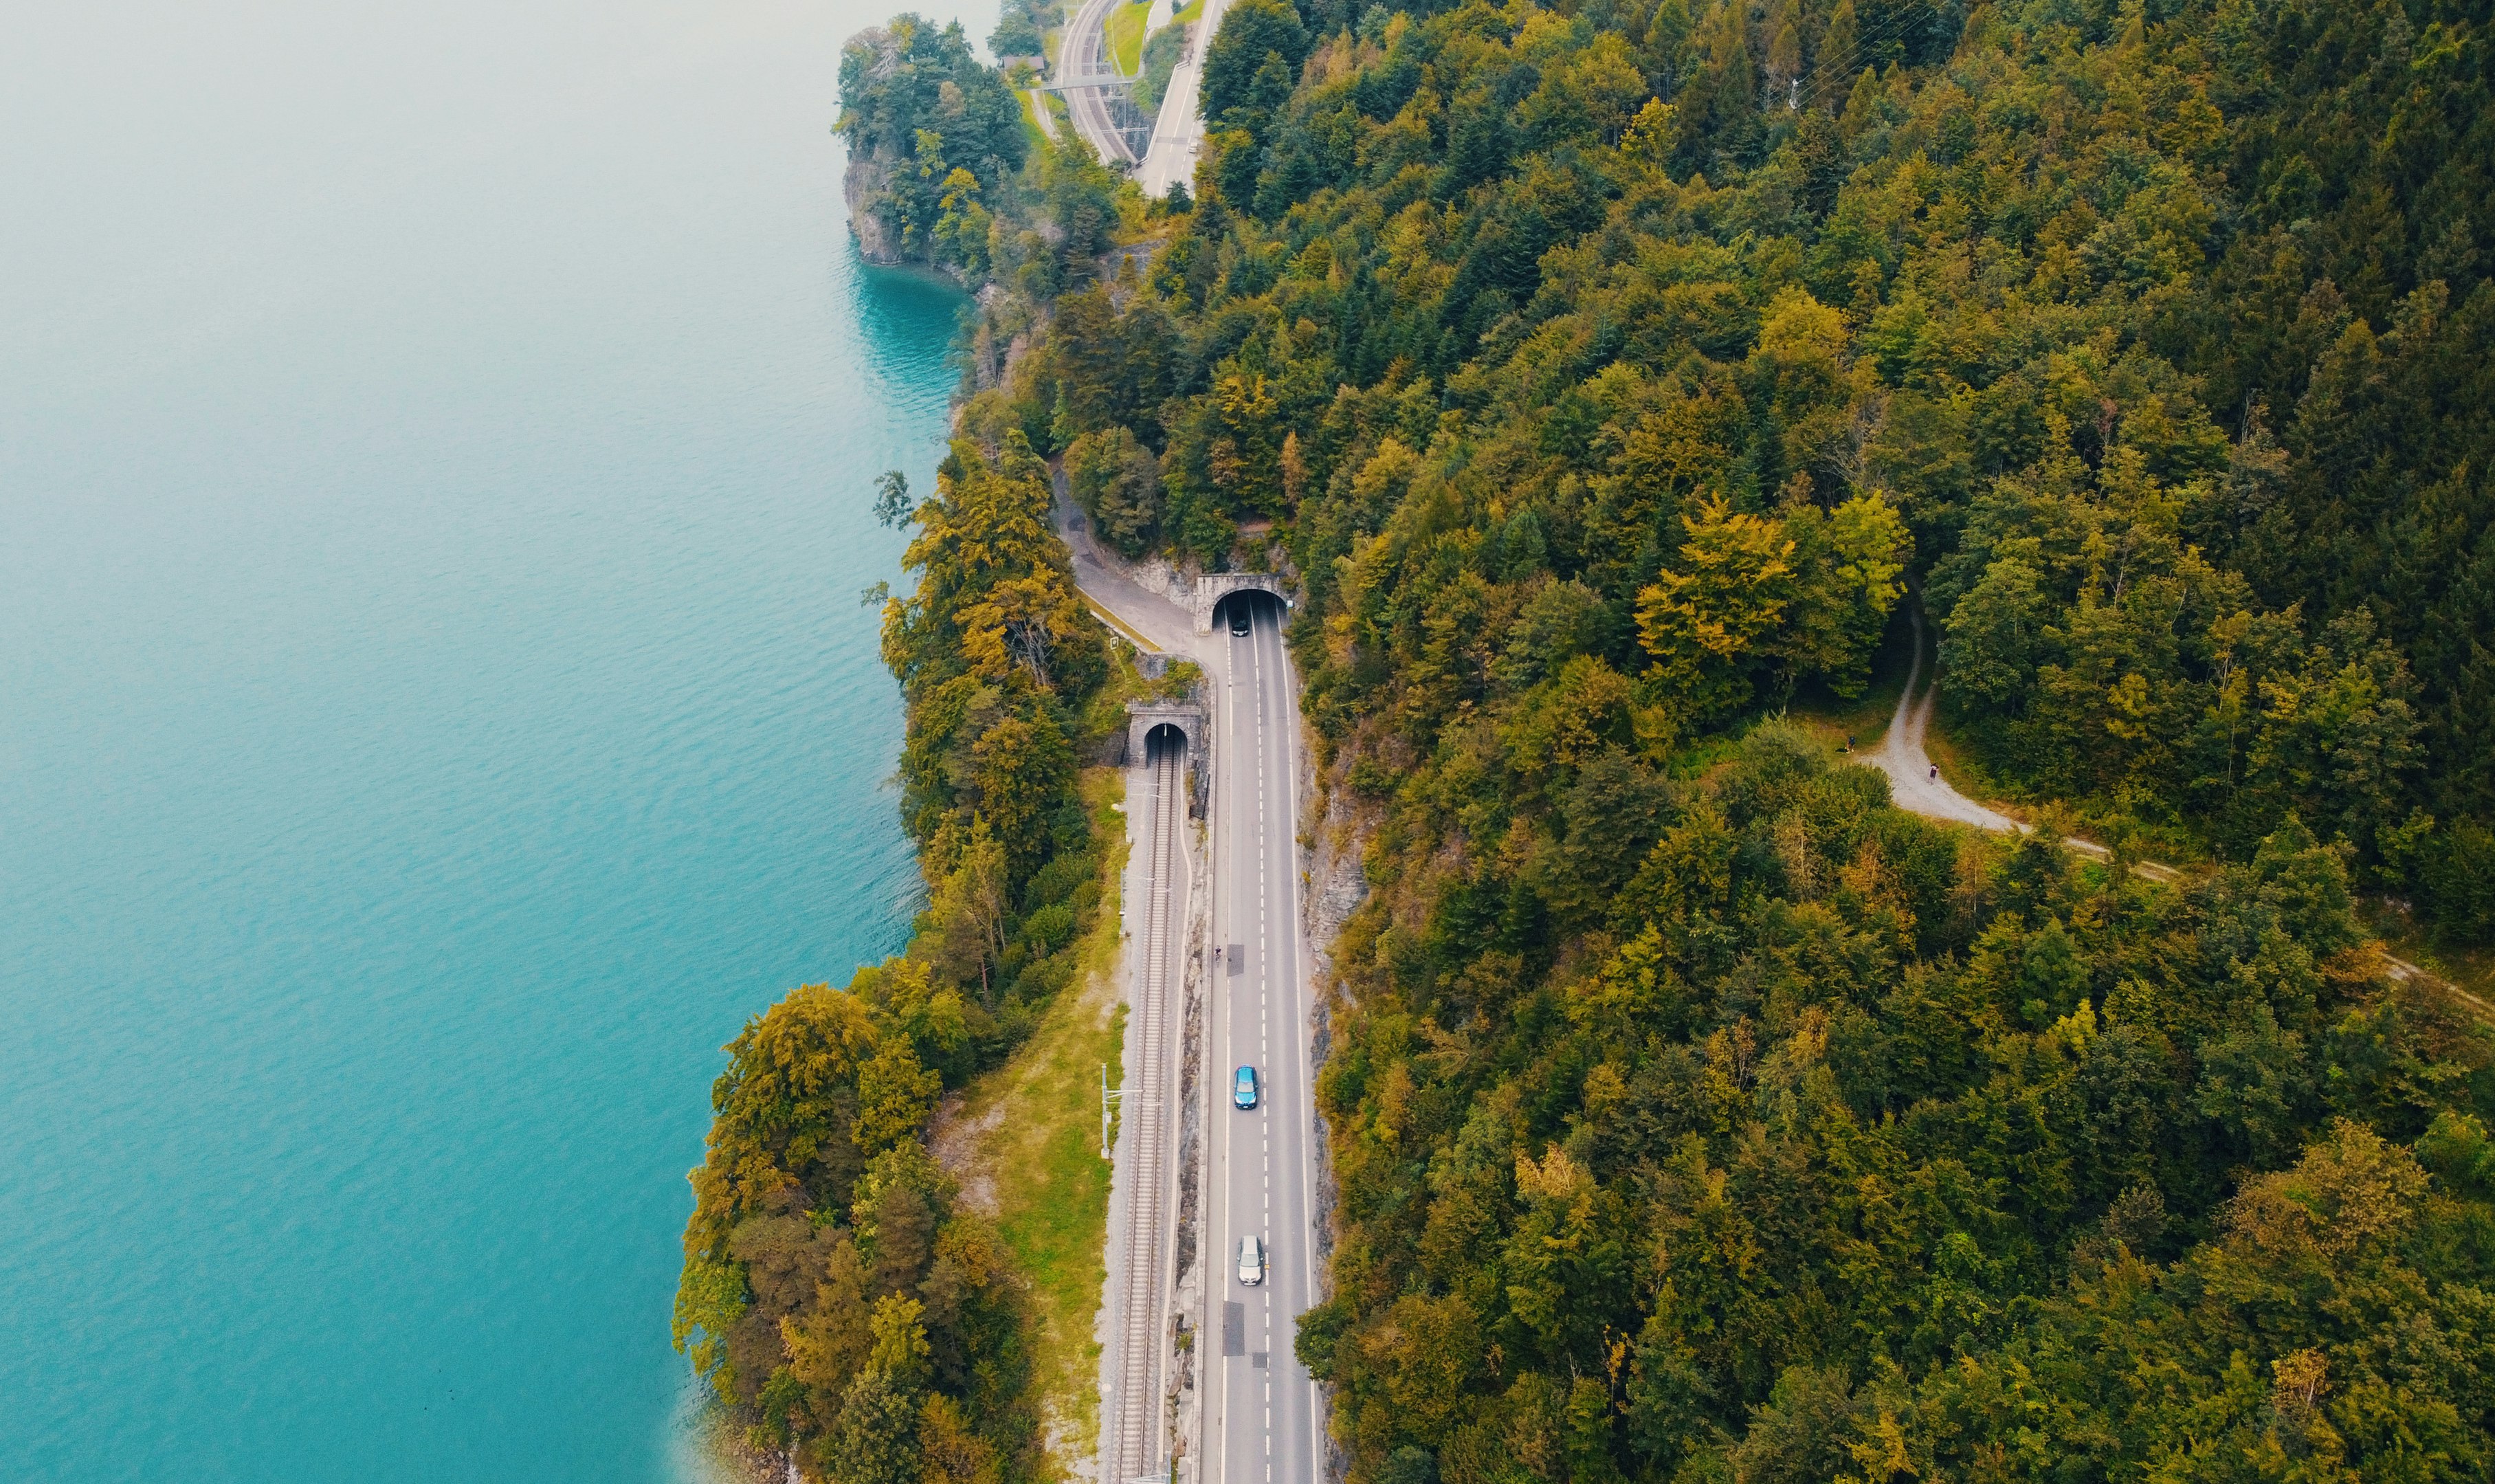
top-left (1307, 734), bottom-right (2495, 1482)
top-left (838, 16), bottom-right (1028, 266)
top-left (699, 0), bottom-right (2495, 1477)
top-left (940, 0), bottom-right (2495, 1477)
top-left (1003, 0), bottom-right (2494, 938)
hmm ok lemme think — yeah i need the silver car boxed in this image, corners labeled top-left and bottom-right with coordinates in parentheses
top-left (1237, 1234), bottom-right (1263, 1286)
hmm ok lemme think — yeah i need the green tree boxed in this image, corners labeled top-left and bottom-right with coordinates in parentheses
top-left (1202, 0), bottom-right (1309, 126)
top-left (853, 1038), bottom-right (943, 1155)
top-left (1779, 490), bottom-right (1910, 696)
top-left (1066, 426), bottom-right (1165, 555)
top-left (1940, 557), bottom-right (2047, 707)
top-left (823, 1370), bottom-right (924, 1484)
top-left (683, 985), bottom-right (882, 1258)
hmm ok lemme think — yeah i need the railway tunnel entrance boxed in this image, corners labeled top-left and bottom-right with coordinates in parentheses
top-left (1106, 716), bottom-right (1189, 1484)
top-left (1124, 699), bottom-right (1206, 817)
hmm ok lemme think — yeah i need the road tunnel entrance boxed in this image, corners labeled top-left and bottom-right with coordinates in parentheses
top-left (1193, 572), bottom-right (1289, 633)
top-left (1210, 588), bottom-right (1283, 637)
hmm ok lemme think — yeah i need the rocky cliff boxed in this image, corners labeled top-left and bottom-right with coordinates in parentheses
top-left (841, 150), bottom-right (905, 265)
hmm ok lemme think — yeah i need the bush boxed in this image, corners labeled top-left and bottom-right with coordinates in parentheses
top-left (1017, 902), bottom-right (1078, 955)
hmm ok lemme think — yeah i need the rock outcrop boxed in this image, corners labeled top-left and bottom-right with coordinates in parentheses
top-left (841, 149), bottom-right (905, 264)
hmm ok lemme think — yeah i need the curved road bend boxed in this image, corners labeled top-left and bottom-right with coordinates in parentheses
top-left (1870, 606), bottom-right (2483, 1011)
top-left (1870, 608), bottom-right (2023, 833)
top-left (1205, 595), bottom-right (1322, 1484)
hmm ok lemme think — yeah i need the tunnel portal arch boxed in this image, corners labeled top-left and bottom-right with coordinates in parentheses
top-left (1210, 585), bottom-right (1285, 635)
top-left (1125, 698), bottom-right (1208, 815)
top-left (1194, 573), bottom-right (1290, 633)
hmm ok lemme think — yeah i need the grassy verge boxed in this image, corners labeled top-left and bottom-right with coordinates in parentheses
top-left (939, 768), bottom-right (1133, 1468)
top-left (1109, 1), bottom-right (1151, 74)
top-left (1786, 612), bottom-right (1918, 760)
top-left (1083, 597), bottom-right (1160, 654)
top-left (1914, 705), bottom-right (2015, 803)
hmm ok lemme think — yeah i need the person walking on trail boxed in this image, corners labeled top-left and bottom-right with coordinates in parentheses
top-left (1929, 764), bottom-right (1938, 782)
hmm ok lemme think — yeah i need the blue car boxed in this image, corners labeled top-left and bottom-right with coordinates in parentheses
top-left (1233, 1065), bottom-right (1258, 1109)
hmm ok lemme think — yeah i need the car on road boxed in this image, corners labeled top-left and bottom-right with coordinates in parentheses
top-left (1237, 1234), bottom-right (1263, 1285)
top-left (1234, 1064), bottom-right (1258, 1109)
top-left (1229, 605), bottom-right (1251, 636)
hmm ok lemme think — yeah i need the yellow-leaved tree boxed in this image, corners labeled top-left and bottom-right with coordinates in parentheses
top-left (1635, 494), bottom-right (1798, 721)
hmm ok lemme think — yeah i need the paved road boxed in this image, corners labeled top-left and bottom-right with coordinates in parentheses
top-left (1054, 491), bottom-right (1324, 1484)
top-left (1053, 489), bottom-right (1197, 652)
top-left (1133, 0), bottom-right (1234, 196)
top-left (1204, 595), bottom-right (1322, 1484)
top-left (1869, 608), bottom-right (2023, 833)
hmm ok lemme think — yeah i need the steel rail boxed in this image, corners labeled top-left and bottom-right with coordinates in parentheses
top-left (1106, 735), bottom-right (1185, 1482)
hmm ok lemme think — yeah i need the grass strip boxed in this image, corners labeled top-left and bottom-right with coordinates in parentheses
top-left (943, 768), bottom-right (1132, 1467)
top-left (1083, 598), bottom-right (1159, 653)
top-left (1019, 87), bottom-right (1054, 146)
top-left (1109, 1), bottom-right (1151, 75)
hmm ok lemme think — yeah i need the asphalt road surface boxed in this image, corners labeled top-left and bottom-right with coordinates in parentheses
top-left (1051, 490), bottom-right (1323, 1484)
top-left (1204, 594), bottom-right (1322, 1484)
top-left (1870, 608), bottom-right (2023, 832)
top-left (1134, 0), bottom-right (1234, 195)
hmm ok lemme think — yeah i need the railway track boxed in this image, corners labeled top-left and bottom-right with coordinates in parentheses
top-left (1106, 734), bottom-right (1186, 1483)
top-left (1052, 0), bottom-right (1146, 164)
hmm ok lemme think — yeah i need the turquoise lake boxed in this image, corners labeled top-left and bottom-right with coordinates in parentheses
top-left (0, 0), bottom-right (995, 1476)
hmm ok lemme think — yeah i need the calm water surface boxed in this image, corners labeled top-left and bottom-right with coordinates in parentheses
top-left (0, 1), bottom-right (995, 1476)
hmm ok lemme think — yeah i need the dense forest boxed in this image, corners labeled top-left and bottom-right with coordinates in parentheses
top-left (982, 0), bottom-right (2495, 1476)
top-left (1306, 733), bottom-right (2495, 1482)
top-left (684, 0), bottom-right (2495, 1479)
top-left (1001, 0), bottom-right (2494, 938)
